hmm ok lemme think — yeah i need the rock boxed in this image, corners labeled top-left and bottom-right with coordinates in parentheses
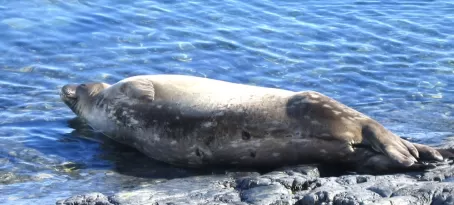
top-left (108, 175), bottom-right (247, 205)
top-left (414, 161), bottom-right (454, 181)
top-left (56, 192), bottom-right (113, 205)
top-left (240, 184), bottom-right (292, 205)
top-left (56, 161), bottom-right (454, 205)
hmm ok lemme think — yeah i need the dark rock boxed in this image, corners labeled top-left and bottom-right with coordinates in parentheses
top-left (292, 176), bottom-right (317, 192)
top-left (57, 161), bottom-right (454, 205)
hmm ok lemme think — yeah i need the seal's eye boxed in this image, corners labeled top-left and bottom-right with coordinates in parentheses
top-left (78, 84), bottom-right (88, 92)
top-left (76, 84), bottom-right (89, 96)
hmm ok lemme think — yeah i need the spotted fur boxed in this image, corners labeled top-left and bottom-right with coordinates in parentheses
top-left (60, 74), bottom-right (447, 173)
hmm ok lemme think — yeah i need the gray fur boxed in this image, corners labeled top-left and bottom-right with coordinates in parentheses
top-left (60, 74), bottom-right (445, 173)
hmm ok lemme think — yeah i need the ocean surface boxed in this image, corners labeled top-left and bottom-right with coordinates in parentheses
top-left (0, 0), bottom-right (453, 204)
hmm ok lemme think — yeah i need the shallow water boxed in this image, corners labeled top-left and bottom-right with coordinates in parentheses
top-left (0, 0), bottom-right (453, 204)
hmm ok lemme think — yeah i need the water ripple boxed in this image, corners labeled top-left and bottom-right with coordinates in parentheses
top-left (0, 0), bottom-right (453, 204)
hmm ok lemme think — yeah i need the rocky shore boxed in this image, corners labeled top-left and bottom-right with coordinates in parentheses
top-left (57, 160), bottom-right (454, 205)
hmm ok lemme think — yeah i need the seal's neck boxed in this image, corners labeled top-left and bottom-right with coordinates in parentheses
top-left (80, 95), bottom-right (117, 135)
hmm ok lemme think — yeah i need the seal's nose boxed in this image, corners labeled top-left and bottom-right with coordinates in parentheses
top-left (61, 84), bottom-right (77, 98)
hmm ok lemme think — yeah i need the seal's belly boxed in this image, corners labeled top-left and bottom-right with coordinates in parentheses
top-left (100, 86), bottom-right (359, 167)
top-left (122, 114), bottom-right (351, 168)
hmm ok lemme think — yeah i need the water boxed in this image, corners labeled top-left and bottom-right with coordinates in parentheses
top-left (0, 0), bottom-right (453, 204)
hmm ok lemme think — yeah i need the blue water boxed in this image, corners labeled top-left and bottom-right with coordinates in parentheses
top-left (0, 0), bottom-right (453, 204)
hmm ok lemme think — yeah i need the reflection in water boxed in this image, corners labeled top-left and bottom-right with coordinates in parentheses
top-left (67, 117), bottom-right (267, 177)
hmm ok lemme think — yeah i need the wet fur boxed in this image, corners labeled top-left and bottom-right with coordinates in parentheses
top-left (60, 75), bottom-right (451, 173)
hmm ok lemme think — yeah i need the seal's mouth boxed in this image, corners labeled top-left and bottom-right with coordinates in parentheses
top-left (61, 84), bottom-right (78, 100)
top-left (60, 84), bottom-right (81, 115)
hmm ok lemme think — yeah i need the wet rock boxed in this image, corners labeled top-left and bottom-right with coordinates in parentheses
top-left (236, 176), bottom-right (272, 189)
top-left (392, 183), bottom-right (454, 204)
top-left (240, 183), bottom-right (292, 205)
top-left (0, 171), bottom-right (54, 185)
top-left (57, 162), bottom-right (454, 205)
top-left (108, 175), bottom-right (245, 205)
top-left (415, 161), bottom-right (454, 181)
top-left (275, 164), bottom-right (320, 178)
top-left (0, 172), bottom-right (24, 184)
top-left (56, 192), bottom-right (113, 205)
top-left (367, 186), bottom-right (393, 197)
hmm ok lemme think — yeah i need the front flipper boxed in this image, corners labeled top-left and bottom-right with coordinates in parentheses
top-left (99, 78), bottom-right (156, 131)
top-left (118, 78), bottom-right (155, 103)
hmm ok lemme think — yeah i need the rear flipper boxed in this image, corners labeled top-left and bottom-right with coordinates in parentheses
top-left (352, 145), bottom-right (454, 175)
top-left (434, 148), bottom-right (454, 160)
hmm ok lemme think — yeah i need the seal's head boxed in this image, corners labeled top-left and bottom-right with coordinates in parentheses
top-left (60, 82), bottom-right (110, 115)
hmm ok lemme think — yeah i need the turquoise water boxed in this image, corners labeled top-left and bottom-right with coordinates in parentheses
top-left (1, 0), bottom-right (453, 204)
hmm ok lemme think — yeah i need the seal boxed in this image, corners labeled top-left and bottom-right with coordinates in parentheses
top-left (60, 74), bottom-right (452, 173)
